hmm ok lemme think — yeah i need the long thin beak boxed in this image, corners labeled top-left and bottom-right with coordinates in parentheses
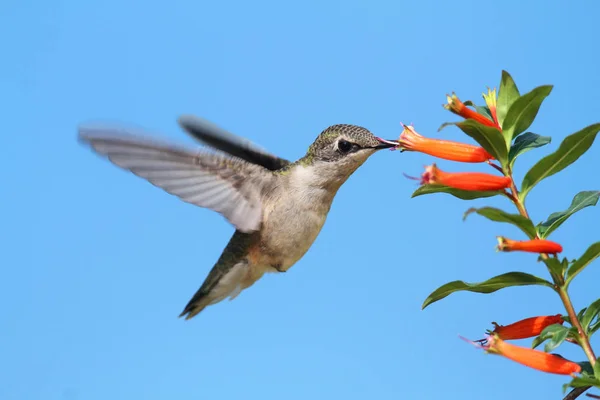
top-left (373, 137), bottom-right (399, 150)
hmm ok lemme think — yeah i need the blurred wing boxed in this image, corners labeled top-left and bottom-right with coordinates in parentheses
top-left (177, 115), bottom-right (291, 171)
top-left (79, 128), bottom-right (272, 232)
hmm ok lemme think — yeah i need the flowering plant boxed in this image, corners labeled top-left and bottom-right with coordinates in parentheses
top-left (386, 71), bottom-right (600, 399)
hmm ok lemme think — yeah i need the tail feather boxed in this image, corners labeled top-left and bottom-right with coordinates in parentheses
top-left (178, 260), bottom-right (249, 320)
top-left (179, 296), bottom-right (211, 320)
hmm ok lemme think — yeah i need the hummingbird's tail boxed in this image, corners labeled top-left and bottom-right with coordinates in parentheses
top-left (179, 231), bottom-right (266, 320)
top-left (178, 296), bottom-right (212, 320)
top-left (178, 259), bottom-right (253, 320)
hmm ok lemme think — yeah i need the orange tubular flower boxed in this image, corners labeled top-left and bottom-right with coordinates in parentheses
top-left (490, 314), bottom-right (564, 340)
top-left (420, 164), bottom-right (511, 192)
top-left (480, 335), bottom-right (581, 376)
top-left (497, 237), bottom-right (563, 254)
top-left (398, 124), bottom-right (493, 163)
top-left (444, 93), bottom-right (498, 129)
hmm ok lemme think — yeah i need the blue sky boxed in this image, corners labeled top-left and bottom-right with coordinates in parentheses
top-left (3, 1), bottom-right (600, 399)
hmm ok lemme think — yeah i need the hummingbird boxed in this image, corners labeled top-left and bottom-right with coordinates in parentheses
top-left (79, 116), bottom-right (397, 319)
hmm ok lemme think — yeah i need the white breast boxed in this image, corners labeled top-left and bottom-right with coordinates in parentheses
top-left (258, 164), bottom-right (337, 271)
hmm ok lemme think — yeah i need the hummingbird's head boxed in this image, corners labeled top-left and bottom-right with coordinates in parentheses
top-left (298, 124), bottom-right (396, 187)
top-left (305, 124), bottom-right (395, 164)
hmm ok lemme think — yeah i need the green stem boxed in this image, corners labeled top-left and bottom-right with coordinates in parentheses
top-left (500, 165), bottom-right (531, 219)
top-left (491, 163), bottom-right (597, 370)
top-left (558, 287), bottom-right (597, 363)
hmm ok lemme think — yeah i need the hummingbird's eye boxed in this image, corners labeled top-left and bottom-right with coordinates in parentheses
top-left (337, 139), bottom-right (354, 153)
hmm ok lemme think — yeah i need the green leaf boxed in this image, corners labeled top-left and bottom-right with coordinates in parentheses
top-left (563, 309), bottom-right (587, 327)
top-left (532, 324), bottom-right (570, 349)
top-left (594, 358), bottom-right (600, 380)
top-left (508, 132), bottom-right (551, 168)
top-left (567, 376), bottom-right (600, 389)
top-left (502, 85), bottom-right (553, 142)
top-left (543, 257), bottom-right (565, 277)
top-left (590, 320), bottom-right (600, 335)
top-left (473, 104), bottom-right (493, 121)
top-left (422, 272), bottom-right (553, 309)
top-left (581, 298), bottom-right (600, 333)
top-left (578, 307), bottom-right (589, 322)
top-left (562, 257), bottom-right (570, 273)
top-left (578, 361), bottom-right (595, 376)
top-left (437, 122), bottom-right (455, 132)
top-left (538, 191), bottom-right (600, 238)
top-left (520, 123), bottom-right (600, 201)
top-left (531, 336), bottom-right (546, 350)
top-left (544, 325), bottom-right (569, 352)
top-left (592, 322), bottom-right (600, 337)
top-left (411, 184), bottom-right (504, 201)
top-left (566, 242), bottom-right (600, 284)
top-left (456, 119), bottom-right (508, 166)
top-left (497, 70), bottom-right (520, 127)
top-left (463, 207), bottom-right (537, 238)
top-left (563, 307), bottom-right (587, 329)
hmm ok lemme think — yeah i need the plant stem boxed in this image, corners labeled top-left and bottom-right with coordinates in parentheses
top-left (493, 164), bottom-right (598, 385)
top-left (487, 161), bottom-right (504, 173)
top-left (564, 387), bottom-right (592, 400)
top-left (505, 172), bottom-right (530, 219)
top-left (508, 194), bottom-right (597, 365)
top-left (558, 287), bottom-right (597, 362)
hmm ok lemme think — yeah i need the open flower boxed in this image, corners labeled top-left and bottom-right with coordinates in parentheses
top-left (420, 164), bottom-right (511, 192)
top-left (468, 335), bottom-right (581, 376)
top-left (444, 93), bottom-right (499, 129)
top-left (490, 315), bottom-right (564, 340)
top-left (397, 124), bottom-right (493, 163)
top-left (497, 237), bottom-right (563, 254)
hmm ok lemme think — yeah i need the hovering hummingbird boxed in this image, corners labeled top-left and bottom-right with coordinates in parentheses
top-left (79, 116), bottom-right (397, 319)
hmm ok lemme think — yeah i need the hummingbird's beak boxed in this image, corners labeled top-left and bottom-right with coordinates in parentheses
top-left (373, 137), bottom-right (399, 150)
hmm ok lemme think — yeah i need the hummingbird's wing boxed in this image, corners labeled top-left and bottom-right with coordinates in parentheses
top-left (79, 128), bottom-right (274, 233)
top-left (177, 115), bottom-right (291, 171)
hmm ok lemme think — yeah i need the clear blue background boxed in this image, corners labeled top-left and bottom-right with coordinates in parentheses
top-left (2, 1), bottom-right (599, 399)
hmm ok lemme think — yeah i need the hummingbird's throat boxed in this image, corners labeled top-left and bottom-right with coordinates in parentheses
top-left (290, 160), bottom-right (362, 192)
